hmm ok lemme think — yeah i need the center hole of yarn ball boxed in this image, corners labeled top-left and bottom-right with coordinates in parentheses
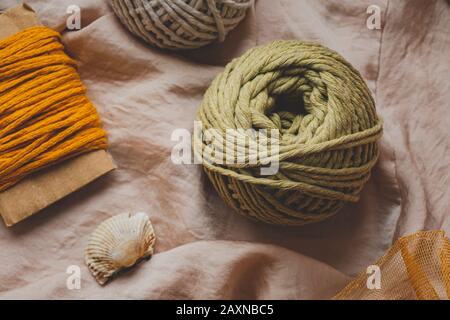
top-left (272, 94), bottom-right (307, 125)
top-left (255, 69), bottom-right (328, 145)
top-left (263, 91), bottom-right (313, 139)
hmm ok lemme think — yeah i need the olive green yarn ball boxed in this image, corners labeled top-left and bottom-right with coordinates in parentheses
top-left (194, 40), bottom-right (383, 226)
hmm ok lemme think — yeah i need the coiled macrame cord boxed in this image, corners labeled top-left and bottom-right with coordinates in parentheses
top-left (195, 40), bottom-right (383, 225)
top-left (109, 0), bottom-right (253, 49)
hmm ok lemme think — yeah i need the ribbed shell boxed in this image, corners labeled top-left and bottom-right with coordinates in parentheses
top-left (85, 212), bottom-right (156, 285)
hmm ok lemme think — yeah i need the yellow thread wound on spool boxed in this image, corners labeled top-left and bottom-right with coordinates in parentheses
top-left (0, 26), bottom-right (107, 192)
top-left (194, 40), bottom-right (383, 225)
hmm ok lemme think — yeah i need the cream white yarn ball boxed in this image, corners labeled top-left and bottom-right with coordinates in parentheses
top-left (109, 0), bottom-right (253, 50)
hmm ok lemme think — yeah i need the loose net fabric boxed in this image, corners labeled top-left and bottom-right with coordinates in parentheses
top-left (334, 230), bottom-right (450, 300)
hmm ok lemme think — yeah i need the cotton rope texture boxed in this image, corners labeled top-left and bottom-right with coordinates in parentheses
top-left (0, 26), bottom-right (107, 192)
top-left (194, 40), bottom-right (383, 225)
top-left (334, 230), bottom-right (450, 300)
top-left (109, 0), bottom-right (253, 50)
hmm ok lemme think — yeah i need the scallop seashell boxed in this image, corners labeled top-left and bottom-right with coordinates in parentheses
top-left (85, 212), bottom-right (156, 285)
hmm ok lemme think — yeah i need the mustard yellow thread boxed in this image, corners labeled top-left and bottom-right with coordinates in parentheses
top-left (0, 26), bottom-right (107, 192)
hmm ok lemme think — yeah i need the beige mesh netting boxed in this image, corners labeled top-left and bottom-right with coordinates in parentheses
top-left (334, 230), bottom-right (450, 300)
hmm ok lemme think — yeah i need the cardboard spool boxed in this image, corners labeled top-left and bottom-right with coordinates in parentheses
top-left (0, 5), bottom-right (116, 227)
